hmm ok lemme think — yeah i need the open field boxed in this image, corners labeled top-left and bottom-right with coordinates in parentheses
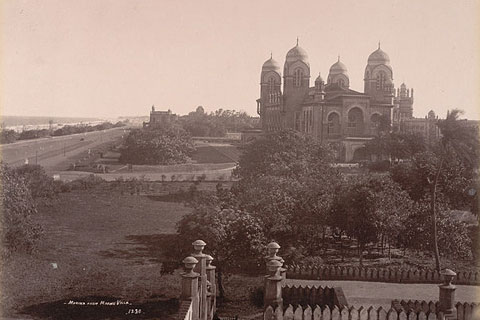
top-left (1, 185), bottom-right (191, 319)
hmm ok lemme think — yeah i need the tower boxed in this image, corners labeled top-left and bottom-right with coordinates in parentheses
top-left (364, 43), bottom-right (394, 104)
top-left (258, 54), bottom-right (282, 131)
top-left (327, 56), bottom-right (349, 88)
top-left (395, 83), bottom-right (414, 119)
top-left (283, 39), bottom-right (310, 130)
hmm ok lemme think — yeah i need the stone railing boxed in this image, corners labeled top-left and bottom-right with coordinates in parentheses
top-left (282, 285), bottom-right (347, 309)
top-left (264, 243), bottom-right (474, 320)
top-left (263, 242), bottom-right (348, 311)
top-left (177, 240), bottom-right (216, 320)
top-left (263, 303), bottom-right (479, 320)
top-left (392, 299), bottom-right (479, 318)
top-left (285, 264), bottom-right (480, 286)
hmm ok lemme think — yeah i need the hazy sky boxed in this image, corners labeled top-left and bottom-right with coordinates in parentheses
top-left (1, 0), bottom-right (479, 119)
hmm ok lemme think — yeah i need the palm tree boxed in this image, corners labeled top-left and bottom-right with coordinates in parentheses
top-left (430, 109), bottom-right (479, 271)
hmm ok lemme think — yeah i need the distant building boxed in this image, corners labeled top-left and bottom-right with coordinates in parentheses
top-left (400, 110), bottom-right (441, 144)
top-left (256, 41), bottom-right (414, 161)
top-left (143, 105), bottom-right (177, 128)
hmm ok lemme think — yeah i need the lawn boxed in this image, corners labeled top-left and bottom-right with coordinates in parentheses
top-left (1, 186), bottom-right (192, 319)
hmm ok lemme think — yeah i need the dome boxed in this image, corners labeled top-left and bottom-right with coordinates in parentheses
top-left (315, 72), bottom-right (324, 83)
top-left (368, 44), bottom-right (390, 65)
top-left (329, 58), bottom-right (348, 75)
top-left (285, 42), bottom-right (309, 65)
top-left (262, 56), bottom-right (281, 73)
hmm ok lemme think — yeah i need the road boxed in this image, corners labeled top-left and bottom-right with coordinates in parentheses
top-left (1, 127), bottom-right (127, 171)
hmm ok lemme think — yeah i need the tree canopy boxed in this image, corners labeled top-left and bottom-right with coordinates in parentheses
top-left (119, 126), bottom-right (195, 165)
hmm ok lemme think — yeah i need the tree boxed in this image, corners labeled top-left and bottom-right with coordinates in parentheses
top-left (119, 126), bottom-right (195, 165)
top-left (233, 129), bottom-right (336, 182)
top-left (0, 164), bottom-right (42, 256)
top-left (329, 180), bottom-right (378, 266)
top-left (232, 130), bottom-right (340, 255)
top-left (364, 132), bottom-right (426, 162)
top-left (428, 109), bottom-right (478, 271)
top-left (328, 175), bottom-right (414, 265)
top-left (175, 192), bottom-right (265, 299)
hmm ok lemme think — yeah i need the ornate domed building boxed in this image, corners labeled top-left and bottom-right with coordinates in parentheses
top-left (256, 41), bottom-right (414, 162)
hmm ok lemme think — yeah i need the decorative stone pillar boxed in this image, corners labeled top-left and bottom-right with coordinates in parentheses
top-left (205, 254), bottom-right (216, 319)
top-left (439, 269), bottom-right (457, 320)
top-left (264, 259), bottom-right (283, 309)
top-left (181, 256), bottom-right (200, 320)
top-left (265, 242), bottom-right (286, 284)
top-left (191, 240), bottom-right (208, 320)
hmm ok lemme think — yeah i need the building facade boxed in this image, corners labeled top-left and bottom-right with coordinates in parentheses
top-left (143, 105), bottom-right (177, 128)
top-left (257, 41), bottom-right (414, 162)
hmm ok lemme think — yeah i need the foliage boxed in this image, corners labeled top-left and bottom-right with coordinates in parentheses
top-left (231, 130), bottom-right (340, 254)
top-left (52, 121), bottom-right (126, 136)
top-left (18, 129), bottom-right (50, 140)
top-left (233, 129), bottom-right (335, 181)
top-left (0, 129), bottom-right (19, 144)
top-left (399, 199), bottom-right (473, 259)
top-left (119, 126), bottom-right (195, 165)
top-left (0, 164), bottom-right (42, 256)
top-left (10, 165), bottom-right (58, 200)
top-left (180, 107), bottom-right (258, 137)
top-left (390, 151), bottom-right (474, 208)
top-left (328, 175), bottom-right (415, 264)
top-left (364, 132), bottom-right (426, 161)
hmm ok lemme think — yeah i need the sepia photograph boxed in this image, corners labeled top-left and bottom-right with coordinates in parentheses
top-left (1, 1), bottom-right (479, 319)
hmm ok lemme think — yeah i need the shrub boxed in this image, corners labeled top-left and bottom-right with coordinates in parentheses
top-left (0, 164), bottom-right (42, 256)
top-left (11, 165), bottom-right (57, 200)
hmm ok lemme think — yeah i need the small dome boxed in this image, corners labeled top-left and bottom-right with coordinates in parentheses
top-left (329, 58), bottom-right (348, 75)
top-left (262, 56), bottom-right (281, 73)
top-left (400, 82), bottom-right (407, 89)
top-left (315, 73), bottom-right (324, 83)
top-left (368, 44), bottom-right (390, 65)
top-left (285, 43), bottom-right (309, 65)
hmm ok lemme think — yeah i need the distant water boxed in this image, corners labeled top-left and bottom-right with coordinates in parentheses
top-left (1, 115), bottom-right (103, 127)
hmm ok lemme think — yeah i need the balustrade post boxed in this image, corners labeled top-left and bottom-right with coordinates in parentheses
top-left (205, 254), bottom-right (216, 320)
top-left (265, 242), bottom-right (286, 284)
top-left (181, 256), bottom-right (200, 320)
top-left (439, 269), bottom-right (457, 319)
top-left (264, 259), bottom-right (283, 309)
top-left (191, 240), bottom-right (208, 320)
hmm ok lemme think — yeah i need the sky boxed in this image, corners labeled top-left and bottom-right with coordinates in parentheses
top-left (1, 0), bottom-right (479, 120)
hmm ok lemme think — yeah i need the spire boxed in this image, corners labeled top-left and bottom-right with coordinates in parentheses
top-left (296, 37), bottom-right (299, 46)
top-left (378, 41), bottom-right (381, 49)
top-left (270, 51), bottom-right (272, 59)
top-left (338, 55), bottom-right (340, 62)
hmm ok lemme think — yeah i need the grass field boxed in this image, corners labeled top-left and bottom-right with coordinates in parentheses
top-left (1, 186), bottom-right (191, 319)
top-left (191, 144), bottom-right (241, 164)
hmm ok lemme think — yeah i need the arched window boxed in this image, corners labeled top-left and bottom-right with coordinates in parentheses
top-left (347, 107), bottom-right (364, 136)
top-left (294, 68), bottom-right (303, 87)
top-left (337, 79), bottom-right (344, 87)
top-left (371, 113), bottom-right (381, 128)
top-left (268, 77), bottom-right (275, 93)
top-left (328, 112), bottom-right (341, 135)
top-left (376, 71), bottom-right (386, 90)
